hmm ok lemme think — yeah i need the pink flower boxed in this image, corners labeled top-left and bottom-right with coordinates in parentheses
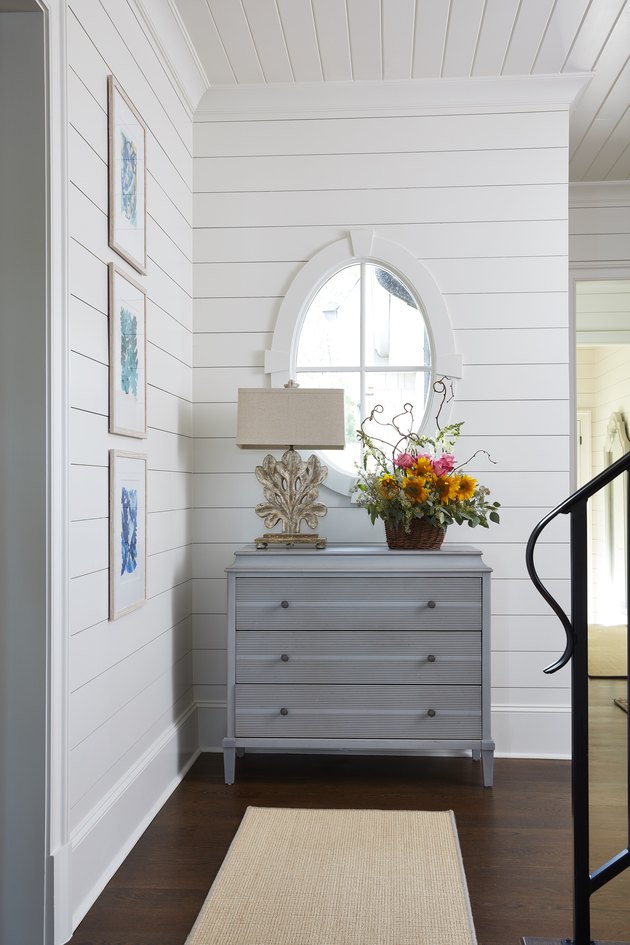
top-left (432, 453), bottom-right (456, 477)
top-left (394, 452), bottom-right (416, 469)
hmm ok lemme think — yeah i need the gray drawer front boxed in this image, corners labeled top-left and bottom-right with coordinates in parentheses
top-left (236, 630), bottom-right (481, 685)
top-left (236, 576), bottom-right (481, 631)
top-left (235, 684), bottom-right (481, 739)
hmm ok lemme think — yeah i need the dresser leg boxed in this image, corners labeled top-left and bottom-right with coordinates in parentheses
top-left (481, 748), bottom-right (494, 787)
top-left (223, 738), bottom-right (236, 785)
top-left (472, 749), bottom-right (481, 761)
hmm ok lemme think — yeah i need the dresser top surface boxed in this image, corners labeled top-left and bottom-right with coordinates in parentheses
top-left (227, 543), bottom-right (491, 575)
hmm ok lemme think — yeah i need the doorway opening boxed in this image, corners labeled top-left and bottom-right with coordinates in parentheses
top-left (574, 275), bottom-right (630, 926)
top-left (575, 278), bottom-right (630, 630)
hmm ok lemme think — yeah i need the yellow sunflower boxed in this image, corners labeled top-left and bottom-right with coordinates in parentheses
top-left (457, 474), bottom-right (477, 500)
top-left (402, 476), bottom-right (428, 504)
top-left (436, 474), bottom-right (461, 504)
top-left (379, 473), bottom-right (398, 498)
top-left (412, 455), bottom-right (433, 477)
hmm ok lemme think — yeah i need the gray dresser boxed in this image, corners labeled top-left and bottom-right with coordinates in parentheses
top-left (223, 544), bottom-right (494, 786)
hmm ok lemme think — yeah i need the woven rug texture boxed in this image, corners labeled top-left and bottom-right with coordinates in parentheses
top-left (185, 806), bottom-right (477, 945)
top-left (588, 624), bottom-right (628, 677)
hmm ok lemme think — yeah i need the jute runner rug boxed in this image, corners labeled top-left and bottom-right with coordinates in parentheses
top-left (185, 806), bottom-right (477, 945)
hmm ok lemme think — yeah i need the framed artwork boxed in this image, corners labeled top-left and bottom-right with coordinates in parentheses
top-left (108, 75), bottom-right (147, 274)
top-left (109, 263), bottom-right (147, 438)
top-left (109, 450), bottom-right (147, 620)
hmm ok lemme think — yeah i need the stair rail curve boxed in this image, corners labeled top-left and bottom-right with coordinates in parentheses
top-left (525, 450), bottom-right (630, 945)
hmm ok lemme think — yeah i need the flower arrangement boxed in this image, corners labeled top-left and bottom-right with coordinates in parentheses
top-left (352, 399), bottom-right (500, 539)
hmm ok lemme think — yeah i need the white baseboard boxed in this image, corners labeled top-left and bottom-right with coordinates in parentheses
top-left (69, 703), bottom-right (199, 932)
top-left (491, 704), bottom-right (571, 758)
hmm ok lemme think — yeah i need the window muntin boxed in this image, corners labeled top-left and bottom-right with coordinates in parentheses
top-left (295, 263), bottom-right (432, 479)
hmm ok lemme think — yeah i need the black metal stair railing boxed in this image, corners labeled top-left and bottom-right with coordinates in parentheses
top-left (524, 450), bottom-right (630, 945)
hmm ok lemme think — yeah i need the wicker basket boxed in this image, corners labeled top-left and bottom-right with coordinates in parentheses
top-left (384, 518), bottom-right (445, 550)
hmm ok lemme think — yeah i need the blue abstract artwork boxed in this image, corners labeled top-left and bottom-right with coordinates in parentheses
top-left (119, 306), bottom-right (139, 397)
top-left (120, 486), bottom-right (138, 576)
top-left (120, 130), bottom-right (137, 226)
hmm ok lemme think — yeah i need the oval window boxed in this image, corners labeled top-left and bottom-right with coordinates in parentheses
top-left (295, 262), bottom-right (432, 480)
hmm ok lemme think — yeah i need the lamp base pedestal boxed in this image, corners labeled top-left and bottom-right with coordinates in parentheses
top-left (255, 532), bottom-right (327, 550)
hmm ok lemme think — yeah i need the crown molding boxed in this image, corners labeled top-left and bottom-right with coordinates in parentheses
top-left (130, 0), bottom-right (209, 117)
top-left (569, 180), bottom-right (630, 208)
top-left (194, 73), bottom-right (592, 122)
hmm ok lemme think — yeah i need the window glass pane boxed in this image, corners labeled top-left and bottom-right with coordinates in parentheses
top-left (296, 371), bottom-right (361, 472)
top-left (296, 265), bottom-right (361, 368)
top-left (364, 265), bottom-right (429, 369)
top-left (362, 372), bottom-right (431, 456)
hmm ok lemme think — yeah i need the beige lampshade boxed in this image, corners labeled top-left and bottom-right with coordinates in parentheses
top-left (236, 386), bottom-right (345, 450)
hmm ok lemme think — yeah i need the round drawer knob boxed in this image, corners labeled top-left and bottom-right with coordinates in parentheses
top-left (427, 709), bottom-right (436, 718)
top-left (281, 654), bottom-right (290, 662)
top-left (427, 600), bottom-right (437, 609)
top-left (280, 707), bottom-right (289, 716)
top-left (427, 654), bottom-right (436, 663)
top-left (281, 600), bottom-right (289, 609)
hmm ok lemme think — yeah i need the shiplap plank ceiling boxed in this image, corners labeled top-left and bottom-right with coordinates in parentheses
top-left (174, 0), bottom-right (630, 181)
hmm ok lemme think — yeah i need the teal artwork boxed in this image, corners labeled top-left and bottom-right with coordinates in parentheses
top-left (120, 130), bottom-right (137, 226)
top-left (119, 306), bottom-right (139, 398)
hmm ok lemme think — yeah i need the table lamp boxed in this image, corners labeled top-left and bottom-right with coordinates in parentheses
top-left (236, 381), bottom-right (345, 549)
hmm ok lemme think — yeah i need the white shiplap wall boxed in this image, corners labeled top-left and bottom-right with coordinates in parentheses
top-left (67, 0), bottom-right (195, 925)
top-left (193, 92), bottom-right (574, 758)
top-left (569, 182), bottom-right (630, 270)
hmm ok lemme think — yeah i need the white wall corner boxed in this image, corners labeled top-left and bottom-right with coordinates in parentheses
top-left (129, 0), bottom-right (209, 116)
top-left (197, 700), bottom-right (227, 751)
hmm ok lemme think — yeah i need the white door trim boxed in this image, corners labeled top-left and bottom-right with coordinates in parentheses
top-left (39, 0), bottom-right (71, 941)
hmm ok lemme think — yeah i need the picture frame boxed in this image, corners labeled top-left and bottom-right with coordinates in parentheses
top-left (109, 450), bottom-right (147, 620)
top-left (108, 75), bottom-right (147, 274)
top-left (109, 263), bottom-right (147, 438)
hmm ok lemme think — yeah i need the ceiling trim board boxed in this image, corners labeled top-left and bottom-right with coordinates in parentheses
top-left (569, 180), bottom-right (630, 207)
top-left (194, 72), bottom-right (593, 120)
top-left (131, 0), bottom-right (210, 116)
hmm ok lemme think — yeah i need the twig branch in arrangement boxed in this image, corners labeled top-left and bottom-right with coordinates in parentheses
top-left (455, 449), bottom-right (497, 472)
top-left (433, 376), bottom-right (455, 431)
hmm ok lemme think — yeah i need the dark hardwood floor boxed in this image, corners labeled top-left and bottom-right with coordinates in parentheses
top-left (69, 678), bottom-right (629, 945)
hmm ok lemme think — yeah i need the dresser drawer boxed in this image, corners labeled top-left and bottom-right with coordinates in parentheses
top-left (235, 684), bottom-right (481, 739)
top-left (235, 576), bottom-right (482, 631)
top-left (236, 630), bottom-right (481, 685)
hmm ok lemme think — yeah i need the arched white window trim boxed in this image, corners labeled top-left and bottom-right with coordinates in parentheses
top-left (265, 230), bottom-right (462, 495)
